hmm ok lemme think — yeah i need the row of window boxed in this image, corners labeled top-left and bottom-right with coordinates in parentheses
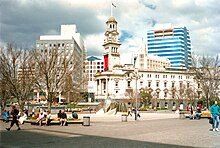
top-left (147, 74), bottom-right (190, 79)
top-left (85, 62), bottom-right (104, 65)
top-left (37, 43), bottom-right (74, 48)
top-left (86, 66), bottom-right (104, 69)
top-left (87, 69), bottom-right (104, 73)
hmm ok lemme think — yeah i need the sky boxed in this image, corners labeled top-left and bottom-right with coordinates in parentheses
top-left (1, 0), bottom-right (220, 64)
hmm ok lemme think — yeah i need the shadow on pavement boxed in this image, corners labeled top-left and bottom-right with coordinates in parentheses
top-left (1, 128), bottom-right (195, 148)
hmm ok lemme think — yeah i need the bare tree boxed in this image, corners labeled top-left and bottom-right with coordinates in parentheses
top-left (33, 46), bottom-right (85, 111)
top-left (0, 43), bottom-right (35, 111)
top-left (139, 88), bottom-right (152, 108)
top-left (191, 55), bottom-right (220, 108)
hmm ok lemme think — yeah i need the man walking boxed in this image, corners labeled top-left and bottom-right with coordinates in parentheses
top-left (6, 105), bottom-right (20, 131)
top-left (210, 101), bottom-right (220, 131)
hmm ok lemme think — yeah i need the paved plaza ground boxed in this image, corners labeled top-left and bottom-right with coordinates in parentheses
top-left (1, 112), bottom-right (220, 148)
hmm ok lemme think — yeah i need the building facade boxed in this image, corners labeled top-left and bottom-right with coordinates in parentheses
top-left (36, 24), bottom-right (86, 103)
top-left (95, 67), bottom-right (200, 109)
top-left (85, 56), bottom-right (104, 101)
top-left (135, 40), bottom-right (170, 70)
top-left (147, 23), bottom-right (192, 69)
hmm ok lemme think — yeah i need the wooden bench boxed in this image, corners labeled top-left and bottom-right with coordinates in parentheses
top-left (179, 110), bottom-right (190, 119)
top-left (1, 117), bottom-right (83, 125)
top-left (25, 119), bottom-right (83, 126)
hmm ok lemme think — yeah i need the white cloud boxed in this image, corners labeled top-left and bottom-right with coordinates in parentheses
top-left (1, 0), bottom-right (219, 60)
top-left (84, 33), bottom-right (104, 56)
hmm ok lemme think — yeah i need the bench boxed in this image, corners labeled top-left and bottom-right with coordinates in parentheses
top-left (1, 117), bottom-right (83, 125)
top-left (179, 110), bottom-right (190, 119)
top-left (26, 119), bottom-right (83, 126)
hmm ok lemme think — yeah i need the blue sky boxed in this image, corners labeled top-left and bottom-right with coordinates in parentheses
top-left (1, 0), bottom-right (220, 64)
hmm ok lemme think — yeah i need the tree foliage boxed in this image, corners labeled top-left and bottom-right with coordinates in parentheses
top-left (0, 43), bottom-right (35, 112)
top-left (32, 46), bottom-right (86, 110)
top-left (191, 55), bottom-right (220, 108)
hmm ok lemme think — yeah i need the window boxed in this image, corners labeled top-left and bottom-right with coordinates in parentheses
top-left (148, 82), bottom-right (151, 87)
top-left (140, 54), bottom-right (144, 58)
top-left (179, 82), bottom-right (182, 88)
top-left (157, 102), bottom-right (159, 107)
top-left (140, 81), bottom-right (143, 86)
top-left (156, 82), bottom-right (159, 87)
top-left (164, 92), bottom-right (167, 98)
top-left (115, 82), bottom-right (118, 87)
top-left (164, 82), bottom-right (167, 87)
top-left (103, 82), bottom-right (106, 89)
top-left (128, 81), bottom-right (131, 87)
top-left (157, 92), bottom-right (159, 98)
top-left (187, 83), bottom-right (190, 88)
top-left (198, 83), bottom-right (200, 88)
top-left (172, 82), bottom-right (175, 88)
top-left (116, 91), bottom-right (118, 93)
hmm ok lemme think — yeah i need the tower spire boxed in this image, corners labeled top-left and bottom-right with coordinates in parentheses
top-left (111, 0), bottom-right (116, 16)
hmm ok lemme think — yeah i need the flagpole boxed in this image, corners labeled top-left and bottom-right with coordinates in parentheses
top-left (111, 0), bottom-right (113, 16)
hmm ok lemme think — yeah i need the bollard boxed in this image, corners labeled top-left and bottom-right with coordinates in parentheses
top-left (83, 116), bottom-right (90, 126)
top-left (121, 114), bottom-right (127, 122)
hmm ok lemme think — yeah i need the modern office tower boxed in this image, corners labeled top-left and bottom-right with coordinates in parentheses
top-left (103, 16), bottom-right (121, 71)
top-left (147, 24), bottom-right (192, 69)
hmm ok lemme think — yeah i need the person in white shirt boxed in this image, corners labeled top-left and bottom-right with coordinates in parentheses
top-left (36, 111), bottom-right (45, 126)
top-left (19, 112), bottom-right (27, 124)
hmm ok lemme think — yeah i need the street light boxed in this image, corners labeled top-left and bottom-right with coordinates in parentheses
top-left (126, 69), bottom-right (140, 120)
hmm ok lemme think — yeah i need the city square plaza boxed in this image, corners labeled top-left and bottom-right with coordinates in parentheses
top-left (1, 111), bottom-right (220, 148)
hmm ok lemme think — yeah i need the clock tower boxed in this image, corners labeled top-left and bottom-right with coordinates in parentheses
top-left (103, 16), bottom-right (121, 71)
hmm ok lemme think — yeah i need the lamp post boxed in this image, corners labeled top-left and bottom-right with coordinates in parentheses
top-left (135, 72), bottom-right (138, 120)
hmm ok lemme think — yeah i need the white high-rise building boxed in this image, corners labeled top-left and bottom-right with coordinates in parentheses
top-left (36, 24), bottom-right (86, 103)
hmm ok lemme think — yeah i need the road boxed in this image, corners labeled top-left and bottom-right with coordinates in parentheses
top-left (1, 112), bottom-right (219, 148)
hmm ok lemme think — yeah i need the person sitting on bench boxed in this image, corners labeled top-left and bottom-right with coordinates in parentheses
top-left (72, 111), bottom-right (78, 119)
top-left (45, 111), bottom-right (52, 126)
top-left (36, 111), bottom-right (45, 126)
top-left (59, 110), bottom-right (67, 126)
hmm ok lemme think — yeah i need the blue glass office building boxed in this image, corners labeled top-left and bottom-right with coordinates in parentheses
top-left (147, 24), bottom-right (192, 69)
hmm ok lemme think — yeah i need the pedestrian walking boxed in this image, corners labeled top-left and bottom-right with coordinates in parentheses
top-left (3, 110), bottom-right (9, 122)
top-left (210, 100), bottom-right (220, 131)
top-left (6, 106), bottom-right (20, 131)
top-left (127, 107), bottom-right (132, 116)
top-left (137, 109), bottom-right (141, 118)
